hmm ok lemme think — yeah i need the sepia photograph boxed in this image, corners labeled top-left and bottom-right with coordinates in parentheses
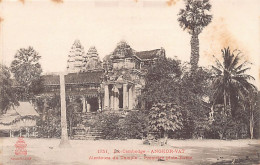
top-left (0, 0), bottom-right (259, 164)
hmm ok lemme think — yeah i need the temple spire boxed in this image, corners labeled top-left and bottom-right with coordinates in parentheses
top-left (67, 39), bottom-right (85, 73)
top-left (83, 46), bottom-right (102, 71)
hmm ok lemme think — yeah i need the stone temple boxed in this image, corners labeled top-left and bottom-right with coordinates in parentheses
top-left (1, 40), bottom-right (166, 139)
top-left (42, 40), bottom-right (166, 112)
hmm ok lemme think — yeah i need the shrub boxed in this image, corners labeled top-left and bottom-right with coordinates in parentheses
top-left (123, 111), bottom-right (149, 139)
top-left (93, 112), bottom-right (122, 139)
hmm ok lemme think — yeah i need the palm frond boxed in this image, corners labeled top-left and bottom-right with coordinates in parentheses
top-left (235, 67), bottom-right (251, 75)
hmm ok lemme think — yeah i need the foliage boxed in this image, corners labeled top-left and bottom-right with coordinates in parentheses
top-left (10, 46), bottom-right (43, 100)
top-left (149, 103), bottom-right (183, 137)
top-left (211, 47), bottom-right (256, 116)
top-left (178, 0), bottom-right (212, 35)
top-left (142, 58), bottom-right (212, 138)
top-left (178, 0), bottom-right (212, 71)
top-left (33, 95), bottom-right (61, 138)
top-left (242, 89), bottom-right (260, 139)
top-left (66, 98), bottom-right (82, 137)
top-left (36, 109), bottom-right (61, 138)
top-left (0, 64), bottom-right (19, 114)
top-left (209, 107), bottom-right (244, 139)
top-left (141, 57), bottom-right (182, 109)
top-left (123, 111), bottom-right (149, 139)
top-left (91, 111), bottom-right (148, 140)
top-left (93, 112), bottom-right (122, 139)
top-left (178, 67), bottom-right (212, 138)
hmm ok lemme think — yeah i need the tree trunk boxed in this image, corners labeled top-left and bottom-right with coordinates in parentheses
top-left (218, 131), bottom-right (223, 140)
top-left (69, 119), bottom-right (72, 138)
top-left (249, 106), bottom-right (254, 139)
top-left (190, 33), bottom-right (199, 72)
top-left (59, 73), bottom-right (70, 148)
top-left (42, 99), bottom-right (47, 121)
top-left (163, 131), bottom-right (168, 145)
top-left (223, 90), bottom-right (227, 115)
top-left (228, 94), bottom-right (231, 116)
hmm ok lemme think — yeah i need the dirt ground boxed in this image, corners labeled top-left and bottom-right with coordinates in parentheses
top-left (0, 138), bottom-right (259, 165)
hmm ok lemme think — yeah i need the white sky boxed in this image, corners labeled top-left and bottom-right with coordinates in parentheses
top-left (0, 0), bottom-right (259, 88)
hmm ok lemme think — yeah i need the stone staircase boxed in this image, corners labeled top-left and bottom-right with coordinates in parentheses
top-left (72, 112), bottom-right (103, 140)
top-left (72, 126), bottom-right (103, 140)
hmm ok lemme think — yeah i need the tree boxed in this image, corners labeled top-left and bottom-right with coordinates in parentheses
top-left (141, 57), bottom-right (182, 109)
top-left (10, 46), bottom-right (42, 100)
top-left (66, 100), bottom-right (82, 137)
top-left (33, 94), bottom-right (61, 138)
top-left (141, 58), bottom-right (212, 139)
top-left (243, 90), bottom-right (260, 139)
top-left (149, 103), bottom-right (183, 144)
top-left (179, 66), bottom-right (212, 138)
top-left (178, 0), bottom-right (212, 71)
top-left (0, 64), bottom-right (19, 114)
top-left (211, 47), bottom-right (256, 116)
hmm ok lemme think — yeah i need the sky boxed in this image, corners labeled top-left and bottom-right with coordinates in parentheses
top-left (0, 0), bottom-right (259, 88)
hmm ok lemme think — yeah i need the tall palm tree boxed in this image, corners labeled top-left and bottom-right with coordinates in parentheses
top-left (10, 46), bottom-right (42, 100)
top-left (211, 47), bottom-right (256, 116)
top-left (178, 0), bottom-right (212, 71)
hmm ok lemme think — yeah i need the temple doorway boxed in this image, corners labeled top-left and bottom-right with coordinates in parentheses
top-left (87, 98), bottom-right (99, 112)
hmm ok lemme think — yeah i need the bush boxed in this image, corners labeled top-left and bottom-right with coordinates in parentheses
top-left (92, 111), bottom-right (148, 140)
top-left (36, 110), bottom-right (61, 138)
top-left (123, 111), bottom-right (149, 139)
top-left (93, 112), bottom-right (122, 139)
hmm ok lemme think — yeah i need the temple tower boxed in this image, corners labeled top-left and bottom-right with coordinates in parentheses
top-left (84, 46), bottom-right (102, 71)
top-left (67, 40), bottom-right (85, 73)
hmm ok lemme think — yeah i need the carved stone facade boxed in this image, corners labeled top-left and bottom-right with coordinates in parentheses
top-left (45, 40), bottom-right (165, 112)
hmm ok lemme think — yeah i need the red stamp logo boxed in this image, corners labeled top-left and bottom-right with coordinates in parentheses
top-left (15, 137), bottom-right (27, 156)
top-left (10, 137), bottom-right (31, 161)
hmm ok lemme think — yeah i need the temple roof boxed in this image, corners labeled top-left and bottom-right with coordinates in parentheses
top-left (0, 102), bottom-right (39, 124)
top-left (135, 48), bottom-right (165, 60)
top-left (42, 71), bottom-right (104, 85)
top-left (103, 48), bottom-right (165, 62)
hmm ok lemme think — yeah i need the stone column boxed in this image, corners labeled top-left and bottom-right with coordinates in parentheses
top-left (110, 86), bottom-right (114, 110)
top-left (123, 84), bottom-right (128, 109)
top-left (98, 96), bottom-right (102, 111)
top-left (104, 84), bottom-right (109, 109)
top-left (59, 73), bottom-right (70, 147)
top-left (82, 96), bottom-right (86, 113)
top-left (129, 85), bottom-right (133, 110)
top-left (32, 127), bottom-right (35, 137)
top-left (9, 130), bottom-right (12, 137)
top-left (86, 99), bottom-right (91, 112)
top-left (25, 127), bottom-right (28, 137)
top-left (114, 87), bottom-right (119, 110)
top-left (132, 85), bottom-right (136, 108)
